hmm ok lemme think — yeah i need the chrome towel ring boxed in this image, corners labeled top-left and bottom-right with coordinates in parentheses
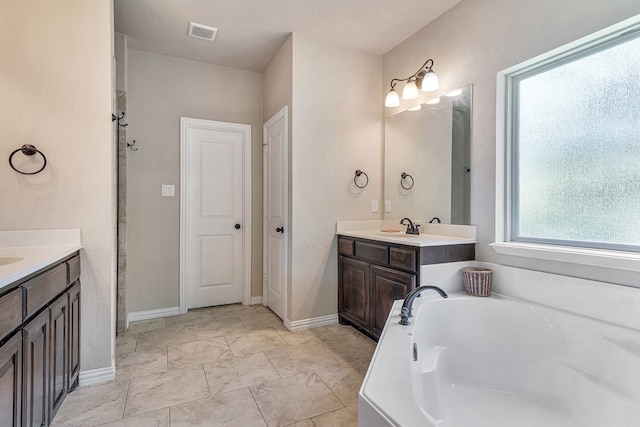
top-left (9, 144), bottom-right (47, 175)
top-left (354, 169), bottom-right (369, 189)
top-left (400, 172), bottom-right (414, 190)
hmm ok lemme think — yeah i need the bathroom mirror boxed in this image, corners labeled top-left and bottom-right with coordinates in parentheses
top-left (384, 84), bottom-right (472, 224)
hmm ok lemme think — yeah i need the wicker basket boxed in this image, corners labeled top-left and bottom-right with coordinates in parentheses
top-left (461, 267), bottom-right (493, 297)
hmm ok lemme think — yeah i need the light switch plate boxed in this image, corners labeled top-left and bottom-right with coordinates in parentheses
top-left (371, 200), bottom-right (379, 213)
top-left (162, 185), bottom-right (175, 197)
top-left (385, 200), bottom-right (392, 212)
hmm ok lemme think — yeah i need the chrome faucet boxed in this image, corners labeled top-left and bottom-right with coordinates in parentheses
top-left (399, 286), bottom-right (448, 325)
top-left (400, 217), bottom-right (420, 235)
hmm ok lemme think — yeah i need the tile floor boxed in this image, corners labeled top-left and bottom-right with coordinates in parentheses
top-left (52, 304), bottom-right (377, 427)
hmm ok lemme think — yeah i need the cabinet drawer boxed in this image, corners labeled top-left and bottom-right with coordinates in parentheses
top-left (23, 263), bottom-right (67, 319)
top-left (355, 241), bottom-right (388, 265)
top-left (389, 246), bottom-right (418, 272)
top-left (338, 238), bottom-right (354, 256)
top-left (421, 243), bottom-right (475, 265)
top-left (0, 288), bottom-right (22, 342)
top-left (67, 255), bottom-right (80, 284)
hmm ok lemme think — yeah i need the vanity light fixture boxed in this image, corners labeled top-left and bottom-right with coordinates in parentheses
top-left (385, 59), bottom-right (439, 107)
top-left (402, 80), bottom-right (419, 100)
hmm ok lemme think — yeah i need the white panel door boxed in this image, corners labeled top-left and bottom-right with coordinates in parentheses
top-left (263, 108), bottom-right (288, 320)
top-left (184, 120), bottom-right (246, 308)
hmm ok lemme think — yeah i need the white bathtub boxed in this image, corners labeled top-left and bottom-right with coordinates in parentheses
top-left (359, 292), bottom-right (640, 426)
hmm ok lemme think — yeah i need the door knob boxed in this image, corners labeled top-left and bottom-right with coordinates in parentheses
top-left (276, 227), bottom-right (284, 233)
top-left (235, 224), bottom-right (241, 230)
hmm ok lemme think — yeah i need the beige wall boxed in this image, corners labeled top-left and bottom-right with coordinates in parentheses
top-left (289, 34), bottom-right (383, 321)
top-left (384, 0), bottom-right (640, 285)
top-left (126, 50), bottom-right (264, 313)
top-left (0, 1), bottom-right (115, 371)
top-left (263, 36), bottom-right (293, 124)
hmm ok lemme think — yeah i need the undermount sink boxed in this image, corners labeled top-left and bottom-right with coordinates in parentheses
top-left (0, 257), bottom-right (23, 266)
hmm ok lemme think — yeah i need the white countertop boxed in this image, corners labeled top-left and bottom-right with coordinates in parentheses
top-left (336, 220), bottom-right (477, 247)
top-left (337, 229), bottom-right (476, 247)
top-left (0, 230), bottom-right (82, 290)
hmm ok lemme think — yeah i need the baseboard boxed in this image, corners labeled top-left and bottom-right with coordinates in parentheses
top-left (78, 366), bottom-right (115, 387)
top-left (284, 313), bottom-right (339, 331)
top-left (250, 296), bottom-right (263, 305)
top-left (127, 306), bottom-right (180, 327)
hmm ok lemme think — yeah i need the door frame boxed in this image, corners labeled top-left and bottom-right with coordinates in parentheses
top-left (262, 107), bottom-right (288, 320)
top-left (179, 117), bottom-right (252, 314)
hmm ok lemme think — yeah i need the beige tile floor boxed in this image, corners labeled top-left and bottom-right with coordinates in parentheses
top-left (52, 304), bottom-right (376, 427)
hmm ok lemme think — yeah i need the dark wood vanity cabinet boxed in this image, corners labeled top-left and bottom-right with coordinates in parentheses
top-left (370, 265), bottom-right (415, 336)
top-left (0, 332), bottom-right (22, 427)
top-left (0, 252), bottom-right (80, 427)
top-left (49, 294), bottom-right (68, 420)
top-left (338, 236), bottom-right (473, 340)
top-left (23, 310), bottom-right (49, 427)
top-left (67, 282), bottom-right (81, 391)
top-left (338, 257), bottom-right (371, 331)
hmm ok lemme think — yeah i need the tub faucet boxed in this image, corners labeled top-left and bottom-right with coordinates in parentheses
top-left (399, 286), bottom-right (448, 325)
top-left (400, 217), bottom-right (420, 235)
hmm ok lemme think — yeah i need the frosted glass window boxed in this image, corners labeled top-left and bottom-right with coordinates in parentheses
top-left (512, 33), bottom-right (640, 251)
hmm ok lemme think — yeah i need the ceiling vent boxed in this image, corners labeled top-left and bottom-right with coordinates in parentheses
top-left (188, 22), bottom-right (218, 41)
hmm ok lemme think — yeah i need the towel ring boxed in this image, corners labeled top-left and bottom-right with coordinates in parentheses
top-left (354, 169), bottom-right (369, 189)
top-left (401, 172), bottom-right (414, 190)
top-left (9, 145), bottom-right (47, 175)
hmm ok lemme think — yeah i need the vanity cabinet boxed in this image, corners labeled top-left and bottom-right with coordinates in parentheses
top-left (370, 265), bottom-right (415, 337)
top-left (67, 282), bottom-right (80, 391)
top-left (338, 236), bottom-right (473, 340)
top-left (23, 310), bottom-right (49, 427)
top-left (0, 252), bottom-right (80, 427)
top-left (339, 257), bottom-right (371, 331)
top-left (0, 332), bottom-right (22, 427)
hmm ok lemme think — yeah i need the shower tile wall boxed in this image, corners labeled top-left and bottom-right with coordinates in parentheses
top-left (117, 92), bottom-right (127, 334)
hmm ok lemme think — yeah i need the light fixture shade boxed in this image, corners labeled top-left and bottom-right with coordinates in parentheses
top-left (402, 80), bottom-right (419, 100)
top-left (421, 70), bottom-right (439, 92)
top-left (385, 89), bottom-right (400, 107)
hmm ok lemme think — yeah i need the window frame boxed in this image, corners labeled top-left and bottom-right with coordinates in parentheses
top-left (493, 14), bottom-right (640, 271)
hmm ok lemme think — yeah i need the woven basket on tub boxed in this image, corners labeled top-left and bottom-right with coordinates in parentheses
top-left (461, 267), bottom-right (493, 296)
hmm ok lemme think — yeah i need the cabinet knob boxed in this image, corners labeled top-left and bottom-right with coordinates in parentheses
top-left (235, 224), bottom-right (241, 230)
top-left (276, 227), bottom-right (284, 233)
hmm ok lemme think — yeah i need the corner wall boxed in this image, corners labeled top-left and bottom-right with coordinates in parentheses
top-left (0, 1), bottom-right (115, 371)
top-left (290, 34), bottom-right (383, 321)
top-left (383, 0), bottom-right (640, 286)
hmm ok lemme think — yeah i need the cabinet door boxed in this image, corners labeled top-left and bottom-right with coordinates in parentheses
top-left (0, 332), bottom-right (22, 427)
top-left (67, 282), bottom-right (81, 391)
top-left (338, 256), bottom-right (371, 330)
top-left (23, 310), bottom-right (49, 427)
top-left (49, 296), bottom-right (68, 419)
top-left (371, 265), bottom-right (415, 336)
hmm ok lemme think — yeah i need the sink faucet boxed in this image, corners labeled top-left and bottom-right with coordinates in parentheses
top-left (399, 285), bottom-right (448, 325)
top-left (400, 218), bottom-right (420, 235)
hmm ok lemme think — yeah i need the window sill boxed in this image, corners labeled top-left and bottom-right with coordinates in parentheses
top-left (490, 241), bottom-right (640, 272)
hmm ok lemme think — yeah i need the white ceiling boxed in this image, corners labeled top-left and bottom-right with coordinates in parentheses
top-left (114, 0), bottom-right (461, 72)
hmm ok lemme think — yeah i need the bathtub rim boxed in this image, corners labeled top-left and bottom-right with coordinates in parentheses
top-left (359, 293), bottom-right (449, 427)
top-left (359, 289), bottom-right (640, 427)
